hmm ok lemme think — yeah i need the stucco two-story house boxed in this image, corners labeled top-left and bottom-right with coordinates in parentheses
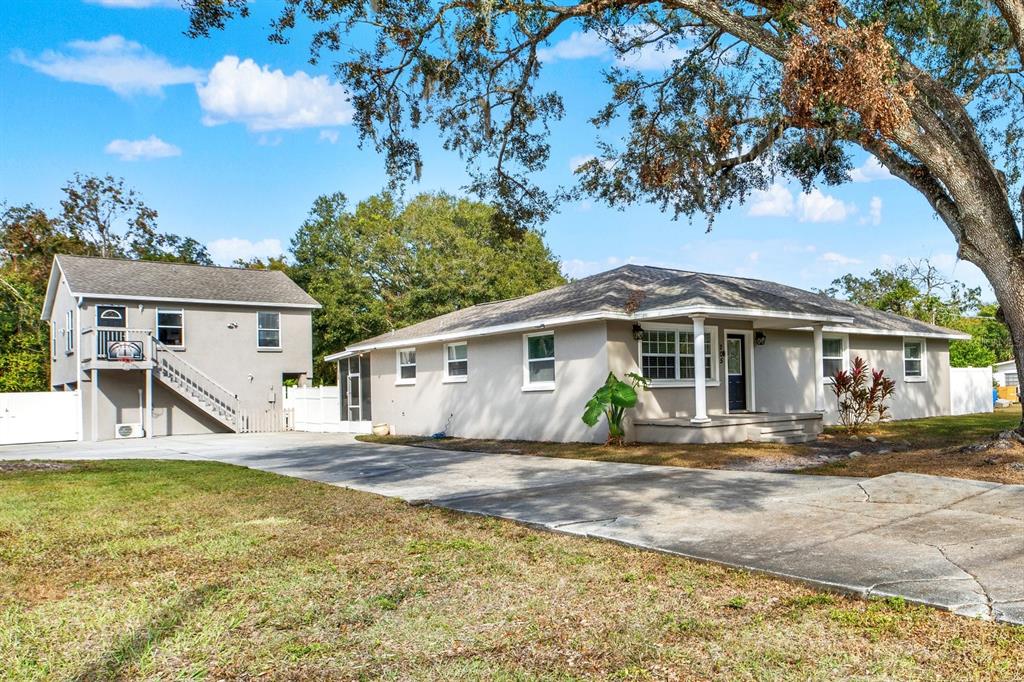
top-left (326, 264), bottom-right (969, 444)
top-left (41, 255), bottom-right (319, 440)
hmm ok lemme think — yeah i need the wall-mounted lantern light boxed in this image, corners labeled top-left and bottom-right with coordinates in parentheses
top-left (754, 331), bottom-right (767, 346)
top-left (631, 323), bottom-right (645, 341)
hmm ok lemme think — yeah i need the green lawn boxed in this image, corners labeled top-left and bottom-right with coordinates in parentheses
top-left (1, 460), bottom-right (1022, 680)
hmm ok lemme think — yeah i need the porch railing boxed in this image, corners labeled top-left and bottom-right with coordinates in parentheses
top-left (83, 328), bottom-right (154, 361)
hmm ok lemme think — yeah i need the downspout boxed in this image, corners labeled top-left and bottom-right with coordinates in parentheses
top-left (75, 296), bottom-right (84, 441)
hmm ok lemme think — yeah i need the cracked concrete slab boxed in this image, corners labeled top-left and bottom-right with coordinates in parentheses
top-left (1, 432), bottom-right (1021, 624)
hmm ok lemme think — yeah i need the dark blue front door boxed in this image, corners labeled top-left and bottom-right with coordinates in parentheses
top-left (726, 335), bottom-right (747, 411)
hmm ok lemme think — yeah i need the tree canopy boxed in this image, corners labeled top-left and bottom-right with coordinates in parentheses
top-left (288, 191), bottom-right (566, 382)
top-left (1, 175), bottom-right (213, 391)
top-left (187, 0), bottom-right (1024, 427)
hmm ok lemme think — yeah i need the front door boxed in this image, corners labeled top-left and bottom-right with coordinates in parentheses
top-left (726, 334), bottom-right (747, 412)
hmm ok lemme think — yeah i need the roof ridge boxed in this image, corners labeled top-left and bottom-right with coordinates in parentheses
top-left (57, 253), bottom-right (287, 274)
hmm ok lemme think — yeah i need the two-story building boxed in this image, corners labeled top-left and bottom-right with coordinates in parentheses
top-left (41, 255), bottom-right (319, 440)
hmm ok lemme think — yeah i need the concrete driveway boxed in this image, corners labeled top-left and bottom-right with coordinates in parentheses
top-left (2, 432), bottom-right (1021, 624)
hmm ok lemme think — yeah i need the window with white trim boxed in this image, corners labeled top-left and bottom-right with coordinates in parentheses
top-left (64, 310), bottom-right (74, 353)
top-left (903, 338), bottom-right (926, 381)
top-left (397, 348), bottom-right (417, 384)
top-left (822, 336), bottom-right (846, 379)
top-left (444, 342), bottom-right (468, 381)
top-left (639, 325), bottom-right (717, 384)
top-left (524, 332), bottom-right (555, 388)
top-left (156, 309), bottom-right (184, 347)
top-left (257, 312), bottom-right (281, 349)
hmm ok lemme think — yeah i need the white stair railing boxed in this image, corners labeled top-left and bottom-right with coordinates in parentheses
top-left (151, 337), bottom-right (240, 430)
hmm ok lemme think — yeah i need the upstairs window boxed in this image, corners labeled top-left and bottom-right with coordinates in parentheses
top-left (257, 312), bottom-right (281, 349)
top-left (523, 332), bottom-right (555, 389)
top-left (396, 348), bottom-right (417, 385)
top-left (903, 338), bottom-right (926, 381)
top-left (65, 310), bottom-right (74, 353)
top-left (156, 309), bottom-right (184, 347)
top-left (445, 342), bottom-right (468, 381)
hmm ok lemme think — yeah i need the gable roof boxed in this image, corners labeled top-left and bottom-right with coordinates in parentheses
top-left (42, 255), bottom-right (319, 320)
top-left (327, 264), bottom-right (968, 359)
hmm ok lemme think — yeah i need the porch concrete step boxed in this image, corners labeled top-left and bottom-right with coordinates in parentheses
top-left (760, 432), bottom-right (817, 444)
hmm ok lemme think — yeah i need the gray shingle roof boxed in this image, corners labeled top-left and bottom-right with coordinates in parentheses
top-left (339, 264), bottom-right (967, 354)
top-left (55, 255), bottom-right (319, 308)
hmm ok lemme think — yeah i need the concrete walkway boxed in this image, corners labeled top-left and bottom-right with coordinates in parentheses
top-left (2, 432), bottom-right (1021, 624)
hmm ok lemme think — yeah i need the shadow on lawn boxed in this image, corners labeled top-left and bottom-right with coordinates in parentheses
top-left (73, 583), bottom-right (225, 681)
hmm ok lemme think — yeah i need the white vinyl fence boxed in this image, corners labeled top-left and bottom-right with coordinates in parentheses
top-left (949, 367), bottom-right (994, 415)
top-left (283, 385), bottom-right (370, 434)
top-left (0, 391), bottom-right (81, 445)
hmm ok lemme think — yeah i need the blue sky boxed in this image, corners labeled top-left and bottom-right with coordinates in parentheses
top-left (0, 0), bottom-right (993, 298)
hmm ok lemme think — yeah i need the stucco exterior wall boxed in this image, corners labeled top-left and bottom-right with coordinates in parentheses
top-left (370, 321), bottom-right (610, 443)
top-left (608, 317), bottom-right (751, 421)
top-left (80, 300), bottom-right (312, 411)
top-left (753, 330), bottom-right (951, 423)
top-left (48, 277), bottom-right (80, 389)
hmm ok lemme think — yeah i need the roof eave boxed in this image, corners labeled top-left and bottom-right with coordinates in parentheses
top-left (76, 292), bottom-right (320, 309)
top-left (331, 306), bottom-right (855, 357)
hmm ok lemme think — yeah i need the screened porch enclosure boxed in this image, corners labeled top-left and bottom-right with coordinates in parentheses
top-left (338, 354), bottom-right (372, 424)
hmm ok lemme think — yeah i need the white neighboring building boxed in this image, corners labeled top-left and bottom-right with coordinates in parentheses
top-left (994, 359), bottom-right (1018, 387)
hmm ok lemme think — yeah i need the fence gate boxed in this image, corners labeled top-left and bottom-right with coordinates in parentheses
top-left (0, 391), bottom-right (81, 445)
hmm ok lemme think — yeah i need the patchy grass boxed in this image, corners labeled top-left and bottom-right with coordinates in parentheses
top-left (2, 461), bottom-right (1021, 679)
top-left (359, 434), bottom-right (816, 469)
top-left (359, 408), bottom-right (1024, 484)
top-left (824, 406), bottom-right (1022, 449)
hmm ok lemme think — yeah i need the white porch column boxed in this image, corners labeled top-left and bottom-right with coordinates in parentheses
top-left (145, 336), bottom-right (154, 438)
top-left (812, 324), bottom-right (825, 412)
top-left (691, 315), bottom-right (711, 424)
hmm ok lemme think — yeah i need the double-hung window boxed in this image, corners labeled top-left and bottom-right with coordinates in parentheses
top-left (444, 342), bottom-right (468, 382)
top-left (257, 312), bottom-right (281, 349)
top-left (903, 338), bottom-right (926, 381)
top-left (396, 348), bottom-right (417, 385)
top-left (639, 325), bottom-right (717, 385)
top-left (523, 332), bottom-right (555, 390)
top-left (64, 310), bottom-right (74, 354)
top-left (822, 336), bottom-right (847, 380)
top-left (156, 309), bottom-right (184, 347)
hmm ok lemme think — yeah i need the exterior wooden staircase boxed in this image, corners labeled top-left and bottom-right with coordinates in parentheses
top-left (152, 338), bottom-right (240, 432)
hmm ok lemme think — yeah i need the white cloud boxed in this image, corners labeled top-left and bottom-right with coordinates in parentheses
top-left (104, 134), bottom-right (181, 161)
top-left (12, 34), bottom-right (202, 96)
top-left (748, 183), bottom-right (794, 217)
top-left (207, 238), bottom-right (284, 265)
top-left (197, 56), bottom-right (354, 132)
top-left (85, 0), bottom-right (181, 7)
top-left (319, 129), bottom-right (339, 144)
top-left (537, 31), bottom-right (607, 63)
top-left (849, 156), bottom-right (894, 183)
top-left (820, 251), bottom-right (862, 266)
top-left (797, 189), bottom-right (854, 223)
top-left (868, 196), bottom-right (882, 225)
top-left (538, 25), bottom-right (688, 71)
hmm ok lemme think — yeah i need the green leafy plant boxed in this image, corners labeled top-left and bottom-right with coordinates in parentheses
top-left (582, 372), bottom-right (650, 446)
top-left (831, 356), bottom-right (896, 434)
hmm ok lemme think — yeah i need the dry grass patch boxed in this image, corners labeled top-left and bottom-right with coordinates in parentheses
top-left (1, 460), bottom-right (1022, 680)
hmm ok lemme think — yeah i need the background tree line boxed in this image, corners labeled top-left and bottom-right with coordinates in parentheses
top-left (821, 259), bottom-right (1013, 369)
top-left (1, 174), bottom-right (565, 390)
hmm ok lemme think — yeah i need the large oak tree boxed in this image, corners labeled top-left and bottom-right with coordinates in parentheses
top-left (187, 0), bottom-right (1024, 427)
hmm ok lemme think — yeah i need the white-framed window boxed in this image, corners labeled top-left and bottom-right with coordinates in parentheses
top-left (444, 342), bottom-right (468, 382)
top-left (396, 348), bottom-right (417, 385)
top-left (903, 338), bottom-right (926, 382)
top-left (257, 311), bottom-right (281, 349)
top-left (64, 310), bottom-right (74, 354)
top-left (156, 308), bottom-right (184, 347)
top-left (638, 324), bottom-right (718, 386)
top-left (51, 321), bottom-right (57, 360)
top-left (523, 332), bottom-right (555, 390)
top-left (822, 334), bottom-right (848, 381)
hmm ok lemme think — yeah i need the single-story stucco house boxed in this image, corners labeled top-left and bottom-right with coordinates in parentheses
top-left (325, 264), bottom-right (969, 444)
top-left (994, 359), bottom-right (1019, 388)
